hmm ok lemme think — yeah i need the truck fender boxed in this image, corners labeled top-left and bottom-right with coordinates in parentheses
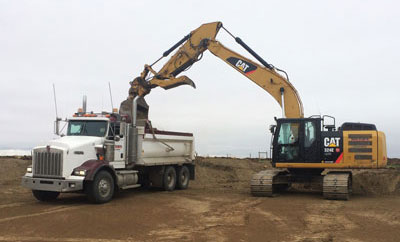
top-left (74, 160), bottom-right (116, 182)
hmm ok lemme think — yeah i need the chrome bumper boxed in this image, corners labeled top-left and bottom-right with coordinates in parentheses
top-left (21, 176), bottom-right (84, 192)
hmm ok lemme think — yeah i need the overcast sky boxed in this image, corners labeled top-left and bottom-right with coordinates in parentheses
top-left (1, 0), bottom-right (399, 157)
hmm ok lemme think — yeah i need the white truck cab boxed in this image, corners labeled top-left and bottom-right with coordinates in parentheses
top-left (22, 98), bottom-right (195, 203)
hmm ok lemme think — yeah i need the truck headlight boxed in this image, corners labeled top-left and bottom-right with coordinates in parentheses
top-left (73, 170), bottom-right (87, 176)
top-left (26, 166), bottom-right (32, 173)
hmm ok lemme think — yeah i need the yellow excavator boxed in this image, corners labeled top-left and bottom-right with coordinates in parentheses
top-left (131, 21), bottom-right (387, 200)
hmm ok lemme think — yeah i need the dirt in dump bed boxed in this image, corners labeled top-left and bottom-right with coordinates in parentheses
top-left (0, 156), bottom-right (399, 242)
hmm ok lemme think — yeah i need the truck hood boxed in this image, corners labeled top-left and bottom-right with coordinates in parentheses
top-left (44, 136), bottom-right (104, 150)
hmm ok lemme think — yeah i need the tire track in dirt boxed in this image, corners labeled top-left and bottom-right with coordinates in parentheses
top-left (148, 195), bottom-right (264, 241)
top-left (0, 202), bottom-right (31, 209)
top-left (251, 207), bottom-right (287, 228)
top-left (348, 210), bottom-right (400, 226)
top-left (287, 200), bottom-right (358, 242)
top-left (0, 205), bottom-right (86, 223)
top-left (0, 236), bottom-right (137, 242)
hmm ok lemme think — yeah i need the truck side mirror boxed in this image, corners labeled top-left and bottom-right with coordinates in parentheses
top-left (269, 125), bottom-right (276, 134)
top-left (54, 117), bottom-right (61, 136)
top-left (114, 135), bottom-right (120, 142)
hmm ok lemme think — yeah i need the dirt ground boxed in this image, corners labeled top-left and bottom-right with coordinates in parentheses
top-left (0, 157), bottom-right (399, 242)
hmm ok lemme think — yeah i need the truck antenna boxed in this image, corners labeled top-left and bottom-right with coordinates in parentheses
top-left (108, 82), bottom-right (114, 111)
top-left (52, 83), bottom-right (59, 118)
top-left (53, 84), bottom-right (62, 135)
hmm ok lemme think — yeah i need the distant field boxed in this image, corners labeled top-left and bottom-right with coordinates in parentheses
top-left (0, 149), bottom-right (31, 156)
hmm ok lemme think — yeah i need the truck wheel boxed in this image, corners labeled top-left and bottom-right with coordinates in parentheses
top-left (163, 166), bottom-right (176, 191)
top-left (86, 170), bottom-right (114, 204)
top-left (177, 166), bottom-right (190, 190)
top-left (32, 190), bottom-right (60, 202)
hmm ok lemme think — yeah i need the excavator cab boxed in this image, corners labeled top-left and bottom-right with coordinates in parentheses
top-left (272, 118), bottom-right (322, 166)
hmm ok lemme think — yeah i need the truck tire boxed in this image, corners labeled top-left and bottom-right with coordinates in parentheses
top-left (32, 190), bottom-right (60, 202)
top-left (86, 170), bottom-right (114, 204)
top-left (177, 165), bottom-right (190, 190)
top-left (163, 166), bottom-right (176, 191)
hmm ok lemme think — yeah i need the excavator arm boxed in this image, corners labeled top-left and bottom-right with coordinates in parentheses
top-left (206, 40), bottom-right (303, 118)
top-left (135, 21), bottom-right (304, 118)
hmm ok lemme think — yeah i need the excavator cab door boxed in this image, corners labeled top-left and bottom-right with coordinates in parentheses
top-left (273, 118), bottom-right (321, 164)
top-left (273, 120), bottom-right (301, 162)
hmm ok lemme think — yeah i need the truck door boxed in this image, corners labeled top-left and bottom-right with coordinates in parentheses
top-left (109, 122), bottom-right (125, 161)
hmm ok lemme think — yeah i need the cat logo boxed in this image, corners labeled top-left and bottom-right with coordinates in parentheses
top-left (235, 60), bottom-right (250, 72)
top-left (226, 57), bottom-right (257, 75)
top-left (324, 137), bottom-right (340, 147)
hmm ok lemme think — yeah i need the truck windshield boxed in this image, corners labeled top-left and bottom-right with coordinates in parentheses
top-left (67, 120), bottom-right (108, 137)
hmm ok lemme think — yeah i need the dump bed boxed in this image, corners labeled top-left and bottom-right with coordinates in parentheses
top-left (135, 126), bottom-right (195, 166)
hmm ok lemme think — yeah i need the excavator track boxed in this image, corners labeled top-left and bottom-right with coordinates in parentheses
top-left (323, 172), bottom-right (352, 200)
top-left (250, 169), bottom-right (288, 197)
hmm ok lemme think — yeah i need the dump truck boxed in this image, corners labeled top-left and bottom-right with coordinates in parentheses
top-left (22, 97), bottom-right (195, 203)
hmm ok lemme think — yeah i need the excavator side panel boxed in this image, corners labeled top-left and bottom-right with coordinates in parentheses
top-left (275, 130), bottom-right (387, 169)
top-left (342, 130), bottom-right (378, 168)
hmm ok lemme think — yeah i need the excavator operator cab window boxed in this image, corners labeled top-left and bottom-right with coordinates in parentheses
top-left (304, 121), bottom-right (316, 147)
top-left (273, 118), bottom-right (321, 164)
top-left (276, 122), bottom-right (300, 161)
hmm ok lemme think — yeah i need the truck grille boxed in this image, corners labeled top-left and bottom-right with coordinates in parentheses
top-left (33, 148), bottom-right (63, 178)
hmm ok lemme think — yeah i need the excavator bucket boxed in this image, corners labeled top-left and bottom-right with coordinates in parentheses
top-left (149, 75), bottom-right (196, 90)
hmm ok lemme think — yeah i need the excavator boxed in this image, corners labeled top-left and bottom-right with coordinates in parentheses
top-left (130, 21), bottom-right (387, 200)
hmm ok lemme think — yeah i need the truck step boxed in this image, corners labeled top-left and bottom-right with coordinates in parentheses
top-left (120, 184), bottom-right (141, 190)
top-left (116, 170), bottom-right (138, 175)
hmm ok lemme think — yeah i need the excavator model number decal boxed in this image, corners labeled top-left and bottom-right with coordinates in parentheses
top-left (227, 57), bottom-right (257, 75)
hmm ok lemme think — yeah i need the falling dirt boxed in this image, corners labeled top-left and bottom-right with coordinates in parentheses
top-left (0, 157), bottom-right (399, 241)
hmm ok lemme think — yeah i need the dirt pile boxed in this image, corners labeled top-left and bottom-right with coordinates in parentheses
top-left (388, 158), bottom-right (400, 167)
top-left (0, 157), bottom-right (30, 186)
top-left (352, 169), bottom-right (400, 195)
top-left (194, 157), bottom-right (400, 196)
top-left (192, 156), bottom-right (267, 192)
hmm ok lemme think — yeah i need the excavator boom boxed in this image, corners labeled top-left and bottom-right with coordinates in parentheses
top-left (137, 21), bottom-right (304, 118)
